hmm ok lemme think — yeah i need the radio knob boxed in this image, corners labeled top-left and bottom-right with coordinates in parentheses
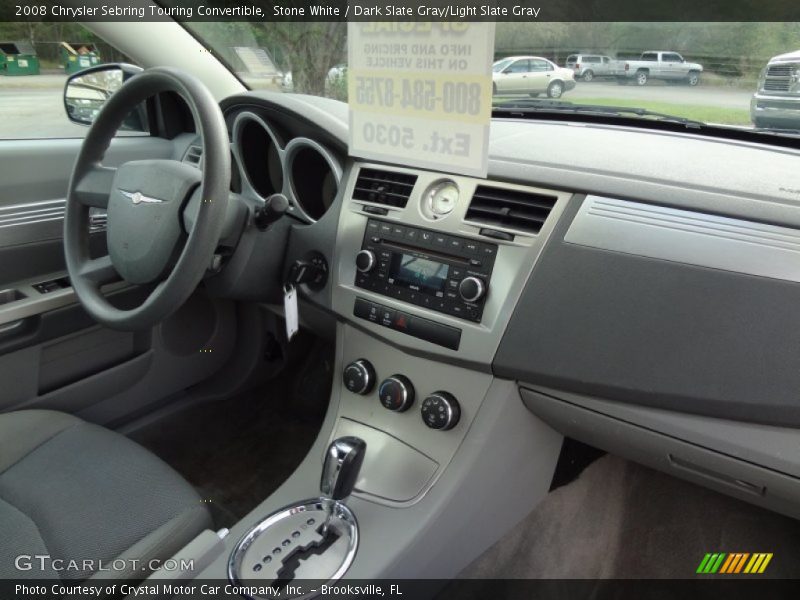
top-left (378, 375), bottom-right (415, 412)
top-left (343, 359), bottom-right (376, 395)
top-left (421, 392), bottom-right (461, 431)
top-left (458, 276), bottom-right (486, 303)
top-left (355, 250), bottom-right (377, 273)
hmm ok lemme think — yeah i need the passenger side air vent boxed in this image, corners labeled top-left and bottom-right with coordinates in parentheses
top-left (352, 168), bottom-right (417, 208)
top-left (465, 186), bottom-right (557, 235)
top-left (183, 145), bottom-right (203, 166)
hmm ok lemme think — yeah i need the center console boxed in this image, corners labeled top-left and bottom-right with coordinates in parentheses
top-left (322, 162), bottom-right (572, 505)
top-left (183, 160), bottom-right (571, 595)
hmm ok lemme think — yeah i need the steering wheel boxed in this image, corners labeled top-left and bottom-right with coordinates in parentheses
top-left (64, 67), bottom-right (230, 331)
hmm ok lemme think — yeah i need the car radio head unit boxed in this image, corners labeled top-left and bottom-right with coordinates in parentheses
top-left (354, 218), bottom-right (497, 323)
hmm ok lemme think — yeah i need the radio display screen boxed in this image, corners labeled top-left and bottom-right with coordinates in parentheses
top-left (390, 253), bottom-right (449, 295)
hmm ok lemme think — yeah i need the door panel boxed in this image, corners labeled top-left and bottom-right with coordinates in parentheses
top-left (528, 59), bottom-right (552, 93)
top-left (0, 133), bottom-right (236, 425)
top-left (504, 59), bottom-right (530, 92)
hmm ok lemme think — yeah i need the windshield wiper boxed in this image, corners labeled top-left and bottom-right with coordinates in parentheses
top-left (492, 98), bottom-right (706, 129)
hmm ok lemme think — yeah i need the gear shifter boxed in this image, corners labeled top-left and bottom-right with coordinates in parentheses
top-left (319, 437), bottom-right (366, 536)
top-left (321, 437), bottom-right (367, 501)
top-left (229, 437), bottom-right (366, 589)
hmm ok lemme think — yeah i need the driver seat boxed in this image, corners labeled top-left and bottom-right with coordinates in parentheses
top-left (0, 410), bottom-right (212, 580)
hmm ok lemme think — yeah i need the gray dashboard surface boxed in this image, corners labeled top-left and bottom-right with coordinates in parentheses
top-left (226, 93), bottom-right (800, 426)
top-left (494, 195), bottom-right (800, 427)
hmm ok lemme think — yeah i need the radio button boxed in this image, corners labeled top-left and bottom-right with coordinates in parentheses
top-left (448, 238), bottom-right (463, 251)
top-left (378, 223), bottom-right (393, 235)
top-left (450, 267), bottom-right (464, 279)
top-left (459, 276), bottom-right (486, 303)
top-left (420, 231), bottom-right (435, 244)
top-left (464, 240), bottom-right (480, 254)
top-left (480, 244), bottom-right (498, 258)
top-left (405, 229), bottom-right (419, 242)
top-left (356, 250), bottom-right (377, 273)
top-left (433, 234), bottom-right (447, 247)
top-left (391, 225), bottom-right (405, 238)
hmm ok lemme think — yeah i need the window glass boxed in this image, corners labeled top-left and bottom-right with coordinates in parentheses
top-left (183, 21), bottom-right (800, 139)
top-left (0, 22), bottom-right (140, 139)
top-left (529, 59), bottom-right (552, 72)
top-left (506, 60), bottom-right (531, 73)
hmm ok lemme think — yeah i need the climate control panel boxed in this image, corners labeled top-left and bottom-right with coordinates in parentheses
top-left (342, 359), bottom-right (460, 431)
top-left (378, 375), bottom-right (415, 412)
top-left (342, 359), bottom-right (376, 395)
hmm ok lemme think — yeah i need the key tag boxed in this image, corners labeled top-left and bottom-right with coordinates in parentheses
top-left (284, 283), bottom-right (299, 341)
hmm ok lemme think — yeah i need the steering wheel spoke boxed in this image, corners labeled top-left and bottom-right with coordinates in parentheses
top-left (79, 255), bottom-right (120, 285)
top-left (74, 165), bottom-right (116, 209)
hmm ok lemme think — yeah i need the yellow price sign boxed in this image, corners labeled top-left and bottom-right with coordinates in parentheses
top-left (348, 22), bottom-right (495, 178)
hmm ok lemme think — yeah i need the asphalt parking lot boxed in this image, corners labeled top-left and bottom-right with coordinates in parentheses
top-left (0, 73), bottom-right (756, 139)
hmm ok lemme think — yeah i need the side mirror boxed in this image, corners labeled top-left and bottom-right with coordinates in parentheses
top-left (503, 67), bottom-right (513, 74)
top-left (64, 63), bottom-right (147, 131)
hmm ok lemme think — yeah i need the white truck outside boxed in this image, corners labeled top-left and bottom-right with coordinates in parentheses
top-left (612, 51), bottom-right (704, 86)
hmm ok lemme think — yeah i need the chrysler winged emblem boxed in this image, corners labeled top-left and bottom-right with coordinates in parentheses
top-left (119, 189), bottom-right (166, 205)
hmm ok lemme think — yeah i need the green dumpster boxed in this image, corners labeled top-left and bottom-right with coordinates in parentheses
top-left (60, 42), bottom-right (101, 74)
top-left (0, 42), bottom-right (40, 76)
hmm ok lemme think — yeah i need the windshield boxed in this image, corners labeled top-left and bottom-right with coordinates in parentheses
top-left (183, 21), bottom-right (800, 138)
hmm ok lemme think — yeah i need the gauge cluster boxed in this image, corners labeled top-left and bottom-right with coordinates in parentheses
top-left (229, 110), bottom-right (343, 223)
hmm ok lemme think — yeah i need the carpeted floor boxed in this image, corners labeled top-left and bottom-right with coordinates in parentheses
top-left (454, 454), bottom-right (800, 580)
top-left (130, 340), bottom-right (333, 527)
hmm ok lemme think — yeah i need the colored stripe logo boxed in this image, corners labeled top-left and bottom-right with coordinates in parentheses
top-left (696, 552), bottom-right (772, 574)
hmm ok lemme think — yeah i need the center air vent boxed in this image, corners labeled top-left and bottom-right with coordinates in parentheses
top-left (183, 145), bottom-right (203, 166)
top-left (352, 168), bottom-right (417, 208)
top-left (465, 186), bottom-right (557, 235)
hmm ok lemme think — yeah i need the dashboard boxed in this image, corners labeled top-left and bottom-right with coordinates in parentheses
top-left (213, 90), bottom-right (800, 519)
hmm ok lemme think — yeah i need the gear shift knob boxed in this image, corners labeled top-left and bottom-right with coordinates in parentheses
top-left (320, 437), bottom-right (367, 501)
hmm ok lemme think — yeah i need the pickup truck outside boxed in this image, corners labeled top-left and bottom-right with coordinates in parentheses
top-left (612, 51), bottom-right (704, 86)
top-left (750, 50), bottom-right (800, 129)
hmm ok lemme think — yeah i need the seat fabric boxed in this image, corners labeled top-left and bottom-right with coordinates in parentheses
top-left (0, 409), bottom-right (211, 580)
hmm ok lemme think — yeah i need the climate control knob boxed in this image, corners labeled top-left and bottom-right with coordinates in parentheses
top-left (421, 392), bottom-right (461, 431)
top-left (378, 375), bottom-right (415, 412)
top-left (458, 276), bottom-right (486, 303)
top-left (343, 359), bottom-right (376, 395)
top-left (355, 250), bottom-right (377, 273)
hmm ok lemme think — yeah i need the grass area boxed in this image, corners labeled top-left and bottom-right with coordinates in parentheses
top-left (494, 96), bottom-right (752, 126)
